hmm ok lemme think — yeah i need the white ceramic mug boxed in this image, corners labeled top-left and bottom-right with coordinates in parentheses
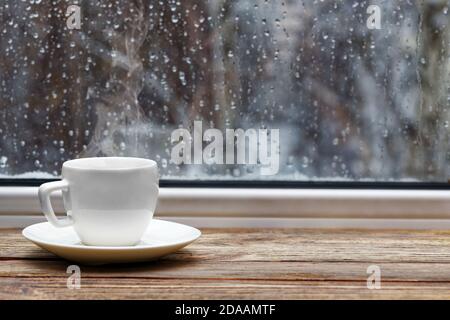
top-left (38, 157), bottom-right (159, 246)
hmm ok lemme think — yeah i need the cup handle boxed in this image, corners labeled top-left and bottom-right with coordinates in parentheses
top-left (38, 180), bottom-right (74, 228)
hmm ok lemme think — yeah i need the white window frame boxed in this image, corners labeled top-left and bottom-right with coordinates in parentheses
top-left (1, 186), bottom-right (450, 228)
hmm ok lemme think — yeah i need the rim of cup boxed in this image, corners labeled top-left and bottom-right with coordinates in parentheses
top-left (63, 157), bottom-right (157, 172)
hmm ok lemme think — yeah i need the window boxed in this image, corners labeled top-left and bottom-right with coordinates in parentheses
top-left (1, 1), bottom-right (449, 183)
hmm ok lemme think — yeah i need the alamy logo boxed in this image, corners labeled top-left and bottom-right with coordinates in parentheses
top-left (66, 5), bottom-right (81, 30)
top-left (367, 5), bottom-right (381, 30)
top-left (170, 121), bottom-right (280, 175)
top-left (66, 265), bottom-right (81, 289)
top-left (366, 265), bottom-right (381, 289)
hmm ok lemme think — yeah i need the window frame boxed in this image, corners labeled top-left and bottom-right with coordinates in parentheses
top-left (1, 180), bottom-right (450, 226)
top-left (0, 179), bottom-right (449, 189)
top-left (1, 2), bottom-right (449, 226)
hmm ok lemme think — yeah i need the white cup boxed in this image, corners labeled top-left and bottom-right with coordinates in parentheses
top-left (38, 157), bottom-right (159, 246)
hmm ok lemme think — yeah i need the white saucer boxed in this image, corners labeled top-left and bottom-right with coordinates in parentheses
top-left (22, 219), bottom-right (201, 265)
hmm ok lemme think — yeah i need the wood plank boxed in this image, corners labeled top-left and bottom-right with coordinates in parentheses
top-left (1, 278), bottom-right (450, 300)
top-left (4, 228), bottom-right (450, 263)
top-left (2, 259), bottom-right (450, 282)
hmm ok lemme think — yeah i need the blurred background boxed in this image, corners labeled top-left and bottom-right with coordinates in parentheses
top-left (0, 0), bottom-right (449, 182)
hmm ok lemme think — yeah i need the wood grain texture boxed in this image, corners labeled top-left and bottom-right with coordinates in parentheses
top-left (1, 228), bottom-right (450, 299)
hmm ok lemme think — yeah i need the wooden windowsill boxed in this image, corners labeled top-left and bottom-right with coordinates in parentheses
top-left (1, 227), bottom-right (450, 299)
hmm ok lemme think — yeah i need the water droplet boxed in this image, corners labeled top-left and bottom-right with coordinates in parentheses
top-left (302, 156), bottom-right (309, 168)
top-left (178, 71), bottom-right (187, 86)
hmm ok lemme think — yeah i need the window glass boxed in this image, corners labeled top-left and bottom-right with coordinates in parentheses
top-left (1, 1), bottom-right (449, 181)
